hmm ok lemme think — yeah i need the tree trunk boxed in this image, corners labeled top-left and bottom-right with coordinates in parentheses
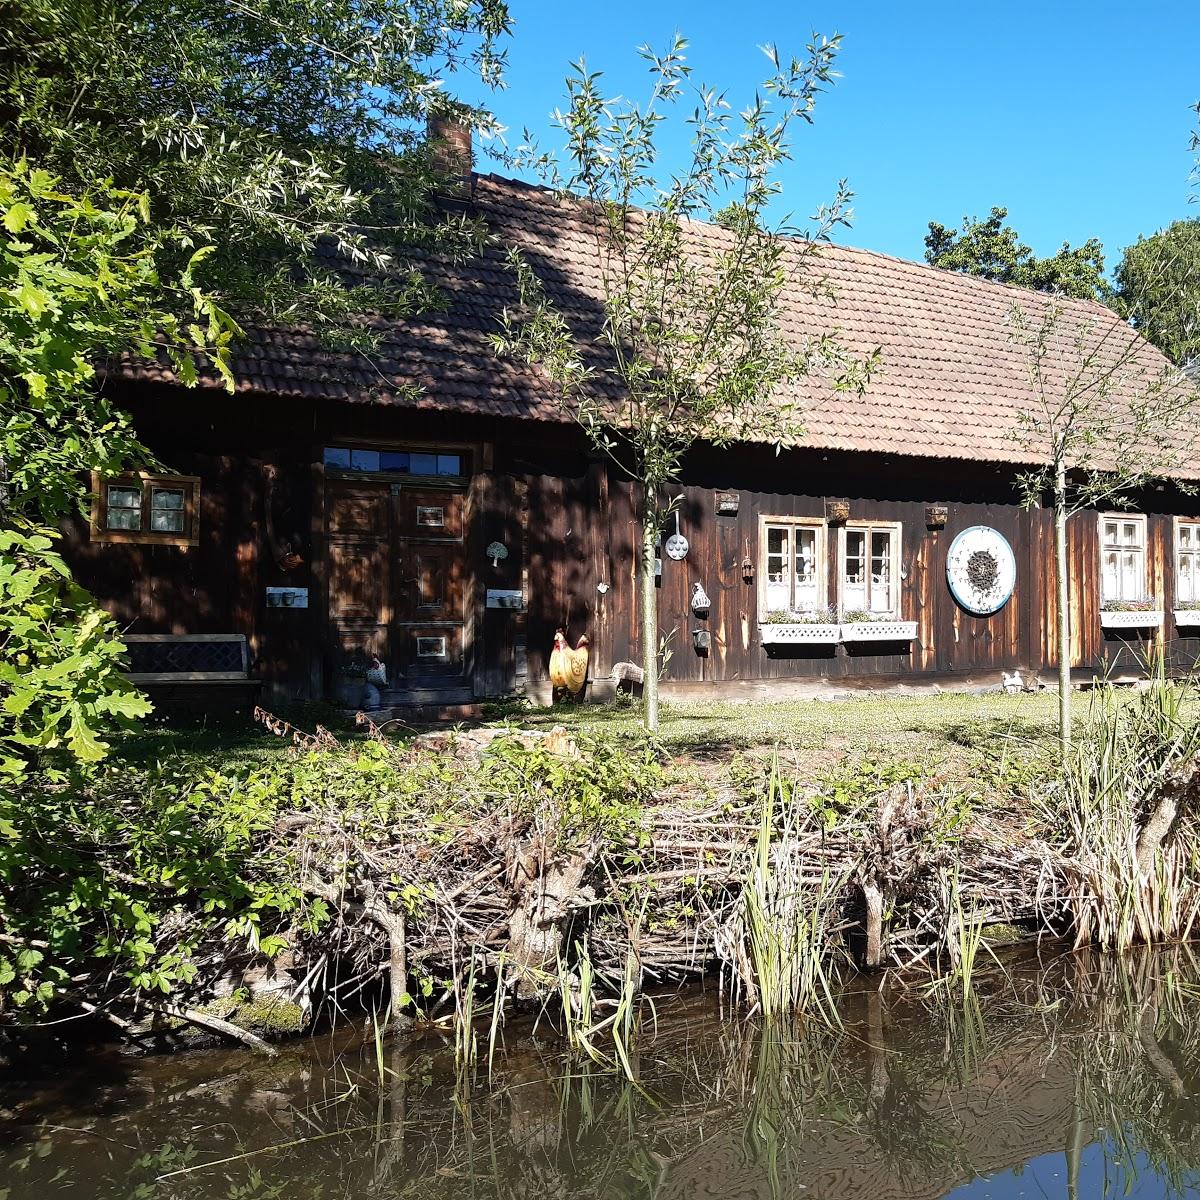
top-left (506, 839), bottom-right (595, 1001)
top-left (639, 511), bottom-right (660, 732)
top-left (1054, 463), bottom-right (1072, 760)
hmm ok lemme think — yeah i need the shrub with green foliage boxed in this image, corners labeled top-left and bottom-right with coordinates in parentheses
top-left (0, 527), bottom-right (150, 779)
top-left (0, 730), bottom-right (659, 1023)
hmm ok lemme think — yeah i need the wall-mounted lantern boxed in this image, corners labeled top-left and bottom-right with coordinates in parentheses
top-left (825, 497), bottom-right (850, 523)
top-left (691, 582), bottom-right (711, 618)
top-left (925, 504), bottom-right (948, 529)
top-left (692, 629), bottom-right (711, 654)
top-left (742, 538), bottom-right (755, 584)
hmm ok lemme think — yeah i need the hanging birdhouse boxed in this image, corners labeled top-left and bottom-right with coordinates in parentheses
top-left (691, 582), bottom-right (711, 617)
top-left (486, 541), bottom-right (509, 568)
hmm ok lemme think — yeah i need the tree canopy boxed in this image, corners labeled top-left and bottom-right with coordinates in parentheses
top-left (492, 36), bottom-right (874, 729)
top-left (925, 207), bottom-right (1109, 302)
top-left (1112, 220), bottom-right (1200, 366)
top-left (0, 0), bottom-right (511, 341)
top-left (0, 0), bottom-right (510, 776)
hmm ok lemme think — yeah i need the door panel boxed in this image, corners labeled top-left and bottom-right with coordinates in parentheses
top-left (326, 480), bottom-right (392, 701)
top-left (328, 541), bottom-right (390, 624)
top-left (401, 543), bottom-right (465, 621)
top-left (396, 489), bottom-right (463, 539)
top-left (325, 474), bottom-right (469, 695)
top-left (328, 488), bottom-right (389, 536)
top-left (398, 625), bottom-right (464, 679)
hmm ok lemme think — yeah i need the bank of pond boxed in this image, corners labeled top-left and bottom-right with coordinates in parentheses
top-left (2, 673), bottom-right (1200, 1066)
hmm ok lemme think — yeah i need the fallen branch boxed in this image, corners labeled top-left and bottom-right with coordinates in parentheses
top-left (152, 1002), bottom-right (278, 1057)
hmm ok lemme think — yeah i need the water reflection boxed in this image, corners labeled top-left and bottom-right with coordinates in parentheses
top-left (4, 948), bottom-right (1200, 1199)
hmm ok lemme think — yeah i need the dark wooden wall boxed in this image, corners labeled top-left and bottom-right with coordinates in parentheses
top-left (64, 386), bottom-right (1200, 703)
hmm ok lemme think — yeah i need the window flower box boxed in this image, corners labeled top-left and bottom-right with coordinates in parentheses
top-left (760, 622), bottom-right (842, 645)
top-left (1175, 608), bottom-right (1200, 627)
top-left (1099, 604), bottom-right (1163, 630)
top-left (760, 609), bottom-right (841, 645)
top-left (840, 619), bottom-right (918, 643)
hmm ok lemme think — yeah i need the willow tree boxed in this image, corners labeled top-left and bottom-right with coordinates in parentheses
top-left (492, 36), bottom-right (873, 730)
top-left (1009, 301), bottom-right (1199, 757)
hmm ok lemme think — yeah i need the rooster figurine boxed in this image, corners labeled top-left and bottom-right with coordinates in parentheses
top-left (549, 629), bottom-right (589, 699)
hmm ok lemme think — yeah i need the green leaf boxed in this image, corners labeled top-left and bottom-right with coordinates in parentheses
top-left (2, 200), bottom-right (35, 233)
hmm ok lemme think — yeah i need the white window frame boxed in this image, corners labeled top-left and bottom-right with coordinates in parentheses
top-left (758, 516), bottom-right (826, 615)
top-left (1099, 513), bottom-right (1148, 604)
top-left (1175, 518), bottom-right (1200, 607)
top-left (838, 521), bottom-right (902, 618)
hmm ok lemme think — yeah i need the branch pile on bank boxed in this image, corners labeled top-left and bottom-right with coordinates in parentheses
top-left (5, 680), bottom-right (1200, 1057)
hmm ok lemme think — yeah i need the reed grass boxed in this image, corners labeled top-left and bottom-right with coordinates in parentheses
top-left (738, 761), bottom-right (846, 1023)
top-left (1049, 658), bottom-right (1200, 950)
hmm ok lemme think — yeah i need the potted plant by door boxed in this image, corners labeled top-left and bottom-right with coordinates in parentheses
top-left (1100, 598), bottom-right (1163, 629)
top-left (759, 607), bottom-right (842, 645)
top-left (839, 610), bottom-right (919, 643)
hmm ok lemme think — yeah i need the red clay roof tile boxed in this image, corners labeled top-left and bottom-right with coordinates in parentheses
top-left (111, 173), bottom-right (1190, 470)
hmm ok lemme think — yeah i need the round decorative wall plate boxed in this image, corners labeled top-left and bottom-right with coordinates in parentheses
top-left (665, 533), bottom-right (689, 561)
top-left (946, 526), bottom-right (1016, 615)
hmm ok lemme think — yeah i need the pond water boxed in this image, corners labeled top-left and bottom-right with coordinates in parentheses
top-left (4, 948), bottom-right (1200, 1200)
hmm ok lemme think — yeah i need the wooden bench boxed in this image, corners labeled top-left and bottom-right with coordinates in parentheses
top-left (123, 634), bottom-right (262, 709)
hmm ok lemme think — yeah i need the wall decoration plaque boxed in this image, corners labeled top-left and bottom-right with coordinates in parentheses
top-left (946, 526), bottom-right (1016, 615)
top-left (664, 513), bottom-right (689, 561)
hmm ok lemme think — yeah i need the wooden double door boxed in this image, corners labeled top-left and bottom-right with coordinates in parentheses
top-left (326, 478), bottom-right (468, 692)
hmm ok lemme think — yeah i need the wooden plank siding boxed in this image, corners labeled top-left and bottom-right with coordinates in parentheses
top-left (61, 390), bottom-right (1200, 704)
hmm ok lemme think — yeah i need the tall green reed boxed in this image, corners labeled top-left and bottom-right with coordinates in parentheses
top-left (1050, 654), bottom-right (1200, 949)
top-left (740, 760), bottom-right (844, 1023)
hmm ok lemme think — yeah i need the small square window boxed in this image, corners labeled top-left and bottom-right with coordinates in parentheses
top-left (1100, 513), bottom-right (1146, 604)
top-left (380, 451), bottom-right (411, 472)
top-left (410, 452), bottom-right (438, 475)
top-left (150, 487), bottom-right (186, 532)
top-left (841, 524), bottom-right (899, 615)
top-left (323, 446), bottom-right (352, 468)
top-left (106, 486), bottom-right (142, 531)
top-left (760, 520), bottom-right (825, 614)
top-left (350, 449), bottom-right (380, 472)
top-left (1178, 520), bottom-right (1200, 606)
top-left (436, 454), bottom-right (461, 476)
top-left (94, 473), bottom-right (200, 545)
top-left (416, 636), bottom-right (447, 658)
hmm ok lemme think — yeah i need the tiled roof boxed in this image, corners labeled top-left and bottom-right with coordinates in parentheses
top-left (116, 173), bottom-right (1190, 470)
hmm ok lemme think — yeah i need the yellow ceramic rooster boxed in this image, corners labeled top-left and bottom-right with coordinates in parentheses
top-left (549, 629), bottom-right (589, 698)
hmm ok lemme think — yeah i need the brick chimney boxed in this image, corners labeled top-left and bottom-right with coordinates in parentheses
top-left (427, 115), bottom-right (473, 187)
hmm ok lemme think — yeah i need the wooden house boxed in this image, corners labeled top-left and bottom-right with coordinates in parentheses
top-left (65, 128), bottom-right (1200, 709)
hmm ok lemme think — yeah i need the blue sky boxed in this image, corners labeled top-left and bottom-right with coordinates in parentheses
top-left (461, 0), bottom-right (1200, 273)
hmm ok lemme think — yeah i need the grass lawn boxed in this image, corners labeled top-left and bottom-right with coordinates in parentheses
top-left (481, 689), bottom-right (1061, 783)
top-left (111, 689), bottom-right (1061, 788)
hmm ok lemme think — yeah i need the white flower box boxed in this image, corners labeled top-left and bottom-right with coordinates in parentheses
top-left (760, 622), bottom-right (841, 645)
top-left (840, 620), bottom-right (918, 643)
top-left (1175, 609), bottom-right (1200, 627)
top-left (1099, 609), bottom-right (1163, 629)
